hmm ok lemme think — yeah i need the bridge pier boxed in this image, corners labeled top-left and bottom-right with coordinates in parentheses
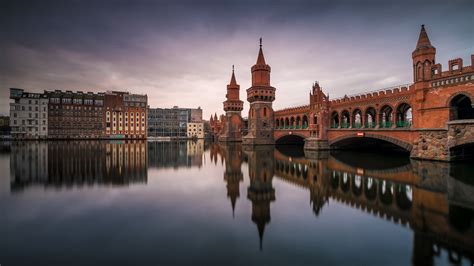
top-left (303, 137), bottom-right (329, 151)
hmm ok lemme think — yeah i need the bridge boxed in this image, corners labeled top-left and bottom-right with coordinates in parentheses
top-left (272, 25), bottom-right (474, 161)
top-left (212, 25), bottom-right (474, 161)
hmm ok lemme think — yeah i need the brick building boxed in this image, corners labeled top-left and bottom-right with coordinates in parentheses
top-left (104, 91), bottom-right (148, 139)
top-left (46, 90), bottom-right (104, 139)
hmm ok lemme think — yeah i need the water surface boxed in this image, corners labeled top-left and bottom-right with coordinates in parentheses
top-left (1, 140), bottom-right (473, 266)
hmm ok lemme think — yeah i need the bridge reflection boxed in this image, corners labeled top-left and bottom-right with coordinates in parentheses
top-left (214, 143), bottom-right (474, 265)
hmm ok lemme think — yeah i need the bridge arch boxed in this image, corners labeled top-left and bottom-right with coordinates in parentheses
top-left (275, 133), bottom-right (306, 145)
top-left (329, 133), bottom-right (413, 152)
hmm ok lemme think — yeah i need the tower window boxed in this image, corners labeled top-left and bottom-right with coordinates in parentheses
top-left (263, 107), bottom-right (267, 117)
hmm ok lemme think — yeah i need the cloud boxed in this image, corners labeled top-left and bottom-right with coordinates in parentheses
top-left (0, 0), bottom-right (472, 117)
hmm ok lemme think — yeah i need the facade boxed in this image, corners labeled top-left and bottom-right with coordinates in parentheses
top-left (219, 66), bottom-right (244, 142)
top-left (104, 91), bottom-right (148, 139)
top-left (46, 90), bottom-right (104, 139)
top-left (242, 39), bottom-right (276, 145)
top-left (187, 122), bottom-right (204, 139)
top-left (148, 106), bottom-right (202, 139)
top-left (9, 88), bottom-right (49, 139)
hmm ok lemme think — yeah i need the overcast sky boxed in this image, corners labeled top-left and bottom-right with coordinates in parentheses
top-left (1, 0), bottom-right (473, 118)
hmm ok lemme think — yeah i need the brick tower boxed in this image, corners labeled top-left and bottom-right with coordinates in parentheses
top-left (304, 82), bottom-right (330, 151)
top-left (242, 38), bottom-right (276, 145)
top-left (412, 24), bottom-right (436, 129)
top-left (219, 66), bottom-right (244, 142)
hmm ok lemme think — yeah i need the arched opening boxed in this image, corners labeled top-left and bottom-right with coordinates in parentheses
top-left (280, 118), bottom-right (284, 129)
top-left (450, 94), bottom-right (474, 120)
top-left (275, 134), bottom-right (305, 145)
top-left (263, 107), bottom-right (267, 117)
top-left (330, 136), bottom-right (411, 155)
top-left (275, 119), bottom-right (280, 128)
top-left (396, 103), bottom-right (412, 128)
top-left (450, 143), bottom-right (474, 161)
top-left (341, 172), bottom-right (350, 192)
top-left (380, 180), bottom-right (393, 205)
top-left (379, 105), bottom-right (393, 128)
top-left (341, 110), bottom-right (350, 128)
top-left (331, 171), bottom-right (340, 190)
top-left (352, 175), bottom-right (362, 196)
top-left (290, 117), bottom-right (295, 129)
top-left (302, 115), bottom-right (308, 129)
top-left (395, 184), bottom-right (413, 210)
top-left (365, 107), bottom-right (376, 128)
top-left (296, 116), bottom-right (301, 129)
top-left (364, 177), bottom-right (377, 201)
top-left (285, 117), bottom-right (289, 128)
top-left (331, 112), bottom-right (339, 128)
top-left (352, 109), bottom-right (362, 128)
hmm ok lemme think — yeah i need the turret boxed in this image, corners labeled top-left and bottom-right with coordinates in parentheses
top-left (223, 65), bottom-right (244, 112)
top-left (412, 25), bottom-right (436, 82)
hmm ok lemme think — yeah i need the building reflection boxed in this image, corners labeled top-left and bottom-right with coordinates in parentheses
top-left (10, 141), bottom-right (148, 191)
top-left (148, 140), bottom-right (205, 169)
top-left (215, 144), bottom-right (474, 263)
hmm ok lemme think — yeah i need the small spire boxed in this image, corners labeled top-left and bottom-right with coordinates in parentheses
top-left (256, 38), bottom-right (266, 65)
top-left (230, 65), bottom-right (237, 85)
top-left (416, 24), bottom-right (433, 49)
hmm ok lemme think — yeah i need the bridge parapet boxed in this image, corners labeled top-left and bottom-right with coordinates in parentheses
top-left (329, 84), bottom-right (412, 106)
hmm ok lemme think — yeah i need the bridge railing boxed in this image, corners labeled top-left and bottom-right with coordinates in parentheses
top-left (329, 83), bottom-right (412, 103)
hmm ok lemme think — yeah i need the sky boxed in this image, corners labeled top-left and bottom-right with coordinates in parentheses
top-left (0, 0), bottom-right (473, 118)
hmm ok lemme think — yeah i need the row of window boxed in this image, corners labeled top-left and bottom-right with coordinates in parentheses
top-left (50, 98), bottom-right (104, 106)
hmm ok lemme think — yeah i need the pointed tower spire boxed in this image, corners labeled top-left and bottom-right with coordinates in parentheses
top-left (415, 24), bottom-right (433, 49)
top-left (256, 37), bottom-right (266, 65)
top-left (230, 65), bottom-right (237, 85)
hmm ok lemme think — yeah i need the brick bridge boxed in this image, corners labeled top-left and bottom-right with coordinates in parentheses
top-left (273, 26), bottom-right (474, 161)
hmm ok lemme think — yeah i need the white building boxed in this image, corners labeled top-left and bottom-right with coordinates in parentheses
top-left (187, 122), bottom-right (204, 139)
top-left (9, 88), bottom-right (48, 139)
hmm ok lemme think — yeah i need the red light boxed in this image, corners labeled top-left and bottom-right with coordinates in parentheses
top-left (356, 132), bottom-right (364, 137)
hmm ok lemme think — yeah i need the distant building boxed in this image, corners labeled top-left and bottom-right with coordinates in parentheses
top-left (9, 88), bottom-right (147, 140)
top-left (148, 106), bottom-right (202, 139)
top-left (46, 90), bottom-right (104, 139)
top-left (191, 107), bottom-right (203, 122)
top-left (0, 116), bottom-right (10, 136)
top-left (104, 91), bottom-right (148, 139)
top-left (187, 122), bottom-right (204, 139)
top-left (9, 88), bottom-right (49, 139)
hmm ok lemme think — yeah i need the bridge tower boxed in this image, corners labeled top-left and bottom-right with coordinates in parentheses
top-left (220, 66), bottom-right (244, 142)
top-left (304, 82), bottom-right (330, 151)
top-left (245, 145), bottom-right (275, 250)
top-left (242, 38), bottom-right (276, 145)
top-left (412, 24), bottom-right (436, 128)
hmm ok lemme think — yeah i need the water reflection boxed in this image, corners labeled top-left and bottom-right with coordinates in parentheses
top-left (4, 140), bottom-right (474, 265)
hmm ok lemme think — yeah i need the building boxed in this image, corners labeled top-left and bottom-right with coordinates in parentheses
top-left (46, 90), bottom-right (104, 139)
top-left (187, 122), bottom-right (204, 139)
top-left (0, 116), bottom-right (10, 136)
top-left (148, 106), bottom-right (202, 139)
top-left (104, 91), bottom-right (148, 139)
top-left (9, 88), bottom-right (49, 139)
top-left (219, 66), bottom-right (244, 142)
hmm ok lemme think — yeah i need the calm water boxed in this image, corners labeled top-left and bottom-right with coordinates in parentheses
top-left (0, 140), bottom-right (473, 266)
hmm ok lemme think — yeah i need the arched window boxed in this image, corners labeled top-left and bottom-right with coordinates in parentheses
top-left (341, 110), bottom-right (350, 128)
top-left (331, 112), bottom-right (339, 128)
top-left (290, 117), bottom-right (295, 128)
top-left (302, 115), bottom-right (308, 129)
top-left (352, 109), bottom-right (362, 128)
top-left (365, 107), bottom-right (376, 128)
top-left (275, 119), bottom-right (280, 128)
top-left (263, 107), bottom-right (267, 117)
top-left (450, 94), bottom-right (474, 120)
top-left (396, 103), bottom-right (412, 127)
top-left (296, 116), bottom-right (301, 128)
top-left (379, 105), bottom-right (393, 128)
top-left (285, 117), bottom-right (289, 128)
